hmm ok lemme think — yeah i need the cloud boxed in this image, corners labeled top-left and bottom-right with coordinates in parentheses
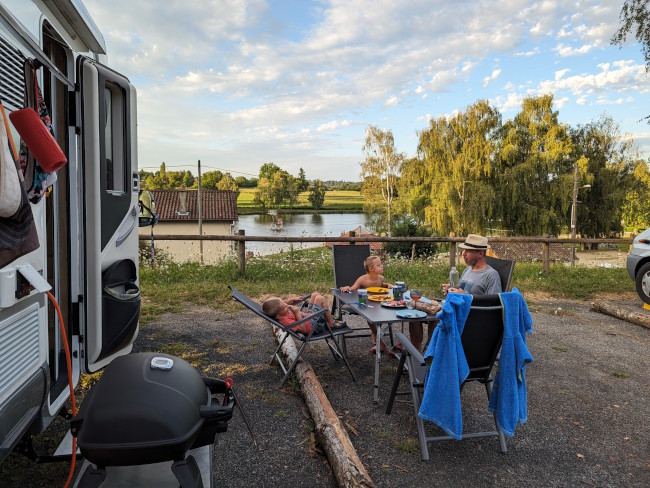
top-left (482, 68), bottom-right (502, 87)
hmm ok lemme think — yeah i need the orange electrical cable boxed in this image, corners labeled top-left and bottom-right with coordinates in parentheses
top-left (46, 291), bottom-right (77, 488)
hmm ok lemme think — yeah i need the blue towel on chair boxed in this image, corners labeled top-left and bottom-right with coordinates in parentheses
top-left (418, 293), bottom-right (473, 440)
top-left (488, 288), bottom-right (534, 437)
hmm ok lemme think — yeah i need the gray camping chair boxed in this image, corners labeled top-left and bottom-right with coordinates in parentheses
top-left (485, 256), bottom-right (515, 292)
top-left (229, 286), bottom-right (356, 386)
top-left (385, 294), bottom-right (507, 461)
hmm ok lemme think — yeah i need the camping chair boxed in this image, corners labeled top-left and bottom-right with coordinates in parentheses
top-left (331, 244), bottom-right (374, 344)
top-left (485, 256), bottom-right (515, 292)
top-left (385, 294), bottom-right (507, 461)
top-left (229, 286), bottom-right (356, 386)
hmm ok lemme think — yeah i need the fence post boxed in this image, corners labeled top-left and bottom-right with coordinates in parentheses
top-left (449, 232), bottom-right (456, 268)
top-left (349, 230), bottom-right (355, 244)
top-left (238, 229), bottom-right (246, 275)
top-left (542, 241), bottom-right (550, 274)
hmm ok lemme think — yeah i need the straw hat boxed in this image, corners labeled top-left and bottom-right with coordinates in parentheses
top-left (458, 234), bottom-right (490, 250)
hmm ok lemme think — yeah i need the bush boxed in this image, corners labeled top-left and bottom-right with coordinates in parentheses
top-left (384, 218), bottom-right (438, 258)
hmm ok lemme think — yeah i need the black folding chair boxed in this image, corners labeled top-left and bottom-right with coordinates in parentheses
top-left (229, 286), bottom-right (356, 386)
top-left (385, 294), bottom-right (507, 461)
top-left (485, 256), bottom-right (515, 292)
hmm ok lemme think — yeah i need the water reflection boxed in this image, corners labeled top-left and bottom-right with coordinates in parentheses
top-left (234, 212), bottom-right (371, 255)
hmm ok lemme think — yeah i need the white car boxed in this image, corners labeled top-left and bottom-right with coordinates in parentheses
top-left (626, 227), bottom-right (650, 304)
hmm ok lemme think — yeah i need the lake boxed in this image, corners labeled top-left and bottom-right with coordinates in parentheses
top-left (234, 212), bottom-right (372, 255)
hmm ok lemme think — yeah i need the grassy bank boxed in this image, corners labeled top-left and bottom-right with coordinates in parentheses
top-left (139, 247), bottom-right (634, 323)
top-left (237, 189), bottom-right (364, 213)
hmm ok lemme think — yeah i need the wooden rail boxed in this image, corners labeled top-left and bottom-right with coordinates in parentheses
top-left (140, 231), bottom-right (632, 275)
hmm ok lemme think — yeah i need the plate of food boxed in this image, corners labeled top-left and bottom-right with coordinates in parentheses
top-left (366, 287), bottom-right (390, 294)
top-left (368, 294), bottom-right (392, 302)
top-left (381, 300), bottom-right (406, 308)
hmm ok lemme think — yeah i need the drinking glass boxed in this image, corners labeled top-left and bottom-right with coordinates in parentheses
top-left (410, 289), bottom-right (422, 302)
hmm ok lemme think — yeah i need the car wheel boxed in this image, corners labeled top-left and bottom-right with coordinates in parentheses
top-left (635, 262), bottom-right (650, 304)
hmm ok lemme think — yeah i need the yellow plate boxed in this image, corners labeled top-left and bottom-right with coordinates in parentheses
top-left (366, 287), bottom-right (390, 294)
top-left (368, 294), bottom-right (392, 302)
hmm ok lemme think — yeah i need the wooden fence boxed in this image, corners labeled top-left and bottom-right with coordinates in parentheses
top-left (140, 230), bottom-right (632, 275)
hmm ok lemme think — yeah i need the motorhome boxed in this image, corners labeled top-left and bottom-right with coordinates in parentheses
top-left (0, 0), bottom-right (140, 466)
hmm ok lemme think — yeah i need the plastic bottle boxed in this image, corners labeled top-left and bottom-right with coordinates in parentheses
top-left (449, 266), bottom-right (460, 288)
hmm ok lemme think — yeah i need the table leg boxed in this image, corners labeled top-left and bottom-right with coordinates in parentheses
top-left (374, 323), bottom-right (381, 404)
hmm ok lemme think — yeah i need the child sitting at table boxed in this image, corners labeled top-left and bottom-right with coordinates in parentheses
top-left (339, 255), bottom-right (394, 355)
top-left (262, 292), bottom-right (344, 335)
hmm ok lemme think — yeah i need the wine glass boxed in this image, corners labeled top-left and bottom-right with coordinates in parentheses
top-left (410, 289), bottom-right (422, 302)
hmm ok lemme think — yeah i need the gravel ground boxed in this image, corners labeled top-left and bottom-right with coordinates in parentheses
top-left (1, 288), bottom-right (648, 487)
top-left (152, 292), bottom-right (649, 488)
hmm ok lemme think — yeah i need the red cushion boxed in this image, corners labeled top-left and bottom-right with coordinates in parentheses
top-left (9, 108), bottom-right (67, 172)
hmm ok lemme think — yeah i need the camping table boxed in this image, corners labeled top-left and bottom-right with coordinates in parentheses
top-left (330, 288), bottom-right (438, 404)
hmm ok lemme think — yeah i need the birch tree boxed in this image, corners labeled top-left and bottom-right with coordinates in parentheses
top-left (361, 125), bottom-right (403, 231)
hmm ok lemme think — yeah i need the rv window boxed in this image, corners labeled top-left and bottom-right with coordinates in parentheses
top-left (104, 82), bottom-right (125, 193)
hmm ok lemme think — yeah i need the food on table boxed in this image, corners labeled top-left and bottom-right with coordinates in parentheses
top-left (366, 287), bottom-right (390, 294)
top-left (368, 294), bottom-right (392, 302)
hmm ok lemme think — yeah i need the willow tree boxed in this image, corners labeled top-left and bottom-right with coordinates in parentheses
top-left (395, 156), bottom-right (431, 224)
top-left (416, 100), bottom-right (500, 235)
top-left (361, 125), bottom-right (403, 231)
top-left (494, 94), bottom-right (573, 235)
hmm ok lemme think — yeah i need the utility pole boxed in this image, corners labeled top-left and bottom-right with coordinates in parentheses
top-left (198, 159), bottom-right (203, 264)
top-left (571, 162), bottom-right (579, 266)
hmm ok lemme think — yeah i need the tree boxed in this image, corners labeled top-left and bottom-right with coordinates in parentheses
top-left (495, 95), bottom-right (573, 235)
top-left (612, 0), bottom-right (650, 121)
top-left (612, 0), bottom-right (650, 70)
top-left (182, 171), bottom-right (195, 188)
top-left (201, 170), bottom-right (223, 190)
top-left (361, 125), bottom-right (403, 232)
top-left (259, 162), bottom-right (282, 181)
top-left (308, 180), bottom-right (326, 209)
top-left (621, 159), bottom-right (650, 231)
top-left (297, 167), bottom-right (309, 193)
top-left (570, 115), bottom-right (636, 241)
top-left (395, 157), bottom-right (430, 224)
top-left (217, 172), bottom-right (240, 196)
top-left (417, 100), bottom-right (501, 235)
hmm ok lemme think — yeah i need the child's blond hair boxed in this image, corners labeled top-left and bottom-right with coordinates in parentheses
top-left (364, 255), bottom-right (380, 272)
top-left (262, 297), bottom-right (284, 317)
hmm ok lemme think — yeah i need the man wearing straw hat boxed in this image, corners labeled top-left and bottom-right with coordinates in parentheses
top-left (411, 234), bottom-right (502, 352)
top-left (444, 233), bottom-right (502, 296)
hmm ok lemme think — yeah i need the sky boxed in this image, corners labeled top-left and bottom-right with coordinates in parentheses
top-left (82, 0), bottom-right (650, 182)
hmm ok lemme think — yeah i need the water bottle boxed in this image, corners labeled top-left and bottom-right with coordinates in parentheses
top-left (449, 266), bottom-right (460, 288)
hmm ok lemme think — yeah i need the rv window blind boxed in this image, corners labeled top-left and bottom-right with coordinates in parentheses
top-left (0, 35), bottom-right (24, 110)
top-left (0, 3), bottom-right (73, 89)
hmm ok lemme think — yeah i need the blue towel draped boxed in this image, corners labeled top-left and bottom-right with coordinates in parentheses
top-left (488, 288), bottom-right (534, 436)
top-left (418, 293), bottom-right (473, 440)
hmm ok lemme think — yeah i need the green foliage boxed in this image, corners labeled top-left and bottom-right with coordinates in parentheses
top-left (383, 217), bottom-right (437, 258)
top-left (201, 170), bottom-right (223, 190)
top-left (297, 167), bottom-right (309, 193)
top-left (138, 247), bottom-right (635, 324)
top-left (259, 162), bottom-right (283, 181)
top-left (308, 180), bottom-right (326, 209)
top-left (216, 172), bottom-right (240, 196)
top-left (570, 115), bottom-right (636, 239)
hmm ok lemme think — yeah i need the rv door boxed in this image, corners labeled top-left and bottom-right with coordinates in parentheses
top-left (78, 57), bottom-right (140, 373)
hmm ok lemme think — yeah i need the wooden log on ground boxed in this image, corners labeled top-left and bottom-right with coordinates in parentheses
top-left (592, 300), bottom-right (650, 329)
top-left (272, 328), bottom-right (375, 488)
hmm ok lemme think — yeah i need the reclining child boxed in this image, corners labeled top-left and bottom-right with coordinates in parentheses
top-left (262, 292), bottom-right (344, 335)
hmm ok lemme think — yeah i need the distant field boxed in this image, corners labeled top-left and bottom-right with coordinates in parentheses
top-left (237, 188), bottom-right (363, 212)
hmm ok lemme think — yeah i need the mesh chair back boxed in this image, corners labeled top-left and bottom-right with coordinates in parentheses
top-left (332, 244), bottom-right (371, 287)
top-left (485, 256), bottom-right (515, 292)
top-left (461, 294), bottom-right (504, 382)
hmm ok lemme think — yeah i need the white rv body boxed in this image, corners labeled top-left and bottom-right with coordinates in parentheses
top-left (0, 0), bottom-right (140, 463)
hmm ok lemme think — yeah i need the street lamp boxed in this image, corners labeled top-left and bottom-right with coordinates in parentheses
top-left (570, 162), bottom-right (591, 265)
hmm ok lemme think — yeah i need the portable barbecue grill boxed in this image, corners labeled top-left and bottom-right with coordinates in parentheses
top-left (71, 352), bottom-right (234, 488)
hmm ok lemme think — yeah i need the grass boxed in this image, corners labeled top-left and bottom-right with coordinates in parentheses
top-left (138, 246), bottom-right (635, 323)
top-left (237, 189), bottom-right (364, 213)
